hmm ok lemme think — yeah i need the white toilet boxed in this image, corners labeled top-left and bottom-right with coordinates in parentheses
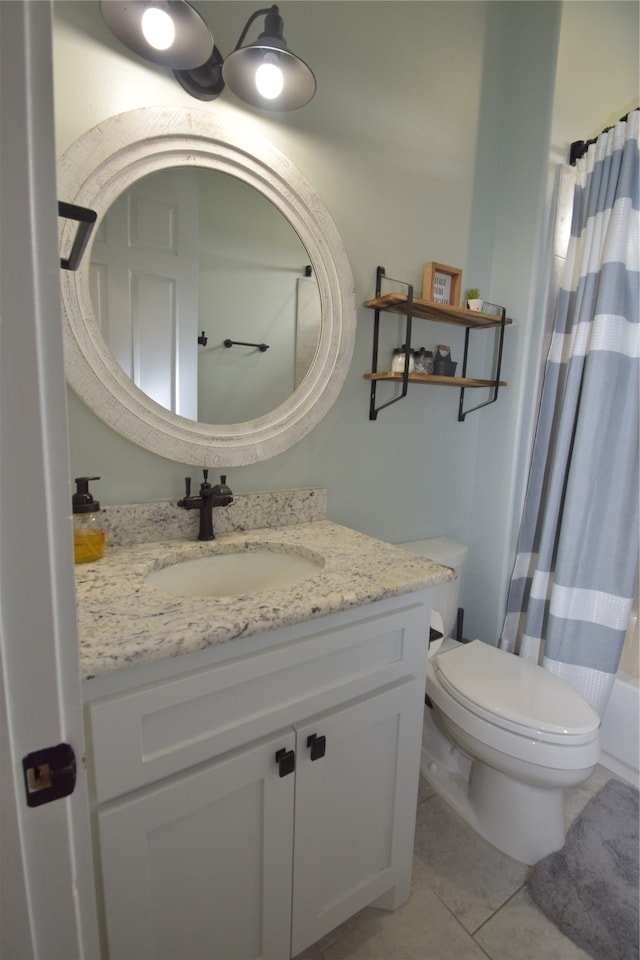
top-left (402, 538), bottom-right (601, 865)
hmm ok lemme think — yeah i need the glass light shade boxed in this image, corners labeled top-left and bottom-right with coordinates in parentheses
top-left (223, 45), bottom-right (316, 110)
top-left (100, 1), bottom-right (213, 69)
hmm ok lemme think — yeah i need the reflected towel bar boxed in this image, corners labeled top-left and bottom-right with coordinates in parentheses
top-left (224, 339), bottom-right (270, 352)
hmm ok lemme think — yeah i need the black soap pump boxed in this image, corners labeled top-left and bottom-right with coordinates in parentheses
top-left (72, 476), bottom-right (105, 564)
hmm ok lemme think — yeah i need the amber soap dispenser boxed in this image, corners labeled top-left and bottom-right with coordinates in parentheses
top-left (72, 476), bottom-right (105, 564)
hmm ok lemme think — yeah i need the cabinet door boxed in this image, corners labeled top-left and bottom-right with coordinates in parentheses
top-left (98, 729), bottom-right (295, 960)
top-left (291, 678), bottom-right (424, 956)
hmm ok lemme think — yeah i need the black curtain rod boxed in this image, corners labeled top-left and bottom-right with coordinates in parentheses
top-left (569, 107), bottom-right (639, 165)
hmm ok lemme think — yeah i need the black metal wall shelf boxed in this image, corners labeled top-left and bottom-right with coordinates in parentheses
top-left (364, 266), bottom-right (511, 421)
top-left (58, 201), bottom-right (97, 271)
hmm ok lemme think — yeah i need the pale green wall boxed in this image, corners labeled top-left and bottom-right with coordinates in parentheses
top-left (53, 1), bottom-right (639, 643)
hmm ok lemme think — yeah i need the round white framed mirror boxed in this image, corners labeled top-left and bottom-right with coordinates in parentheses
top-left (58, 106), bottom-right (356, 466)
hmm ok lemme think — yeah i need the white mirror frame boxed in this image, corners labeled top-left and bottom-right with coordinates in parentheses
top-left (58, 107), bottom-right (356, 466)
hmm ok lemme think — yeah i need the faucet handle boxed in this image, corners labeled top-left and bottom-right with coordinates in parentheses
top-left (178, 475), bottom-right (192, 506)
top-left (212, 474), bottom-right (233, 505)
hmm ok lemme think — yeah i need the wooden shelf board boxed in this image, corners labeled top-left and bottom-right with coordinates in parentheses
top-left (364, 372), bottom-right (508, 388)
top-left (363, 293), bottom-right (512, 328)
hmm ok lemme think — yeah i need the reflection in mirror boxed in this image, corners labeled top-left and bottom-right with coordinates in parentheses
top-left (90, 168), bottom-right (320, 424)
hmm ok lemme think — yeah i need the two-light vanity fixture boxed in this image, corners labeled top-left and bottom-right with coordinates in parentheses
top-left (100, 0), bottom-right (316, 110)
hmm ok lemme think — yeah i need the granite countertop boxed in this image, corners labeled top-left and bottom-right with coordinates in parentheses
top-left (76, 520), bottom-right (453, 680)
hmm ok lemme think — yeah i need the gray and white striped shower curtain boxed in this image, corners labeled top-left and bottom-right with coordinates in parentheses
top-left (501, 110), bottom-right (639, 716)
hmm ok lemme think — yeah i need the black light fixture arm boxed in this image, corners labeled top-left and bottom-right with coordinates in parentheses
top-left (233, 6), bottom-right (282, 51)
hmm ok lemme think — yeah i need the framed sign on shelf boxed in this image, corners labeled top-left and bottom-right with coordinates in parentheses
top-left (422, 262), bottom-right (462, 306)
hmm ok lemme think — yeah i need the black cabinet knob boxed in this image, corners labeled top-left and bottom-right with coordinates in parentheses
top-left (306, 733), bottom-right (326, 761)
top-left (275, 748), bottom-right (295, 777)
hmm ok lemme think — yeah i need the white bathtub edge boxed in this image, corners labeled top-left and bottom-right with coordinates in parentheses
top-left (598, 671), bottom-right (639, 789)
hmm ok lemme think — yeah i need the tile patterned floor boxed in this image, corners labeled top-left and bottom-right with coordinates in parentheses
top-left (295, 764), bottom-right (625, 960)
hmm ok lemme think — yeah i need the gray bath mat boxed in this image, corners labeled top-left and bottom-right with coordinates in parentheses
top-left (527, 779), bottom-right (639, 960)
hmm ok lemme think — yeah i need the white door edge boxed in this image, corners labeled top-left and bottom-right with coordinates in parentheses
top-left (0, 2), bottom-right (99, 956)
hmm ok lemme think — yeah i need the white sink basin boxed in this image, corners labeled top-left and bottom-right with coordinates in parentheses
top-left (145, 548), bottom-right (325, 598)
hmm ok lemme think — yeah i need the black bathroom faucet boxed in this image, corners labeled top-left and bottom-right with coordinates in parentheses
top-left (178, 471), bottom-right (233, 541)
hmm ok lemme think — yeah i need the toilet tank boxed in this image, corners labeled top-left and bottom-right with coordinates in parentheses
top-left (400, 537), bottom-right (468, 639)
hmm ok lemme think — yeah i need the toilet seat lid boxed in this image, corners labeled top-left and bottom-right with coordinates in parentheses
top-left (434, 641), bottom-right (600, 742)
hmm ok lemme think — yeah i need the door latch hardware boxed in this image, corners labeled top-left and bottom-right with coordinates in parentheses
top-left (275, 748), bottom-right (295, 777)
top-left (306, 733), bottom-right (326, 761)
top-left (22, 742), bottom-right (76, 807)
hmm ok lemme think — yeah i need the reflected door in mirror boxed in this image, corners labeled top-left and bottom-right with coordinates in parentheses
top-left (90, 169), bottom-right (199, 418)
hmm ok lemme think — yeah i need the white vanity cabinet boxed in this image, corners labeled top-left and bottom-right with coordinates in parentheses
top-left (84, 594), bottom-right (430, 960)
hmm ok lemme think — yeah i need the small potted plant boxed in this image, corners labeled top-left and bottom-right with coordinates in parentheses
top-left (466, 288), bottom-right (483, 311)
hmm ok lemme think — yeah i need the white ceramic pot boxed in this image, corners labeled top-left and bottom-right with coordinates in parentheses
top-left (467, 299), bottom-right (484, 311)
